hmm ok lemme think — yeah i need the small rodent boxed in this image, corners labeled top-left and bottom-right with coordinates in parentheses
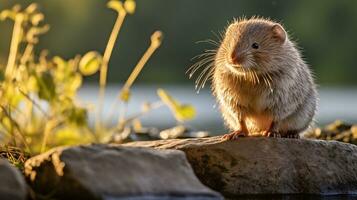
top-left (188, 17), bottom-right (318, 139)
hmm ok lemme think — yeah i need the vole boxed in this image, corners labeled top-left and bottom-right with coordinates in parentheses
top-left (188, 17), bottom-right (318, 139)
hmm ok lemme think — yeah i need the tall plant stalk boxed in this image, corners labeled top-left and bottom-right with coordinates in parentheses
top-left (5, 13), bottom-right (24, 79)
top-left (116, 31), bottom-right (163, 123)
top-left (96, 11), bottom-right (127, 133)
top-left (40, 118), bottom-right (56, 153)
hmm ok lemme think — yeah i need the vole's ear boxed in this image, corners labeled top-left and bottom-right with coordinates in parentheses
top-left (271, 24), bottom-right (286, 43)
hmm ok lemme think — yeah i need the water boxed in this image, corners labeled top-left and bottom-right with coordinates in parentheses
top-left (78, 85), bottom-right (357, 133)
top-left (226, 194), bottom-right (357, 200)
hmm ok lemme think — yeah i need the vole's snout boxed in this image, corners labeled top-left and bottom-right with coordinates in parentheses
top-left (229, 49), bottom-right (245, 65)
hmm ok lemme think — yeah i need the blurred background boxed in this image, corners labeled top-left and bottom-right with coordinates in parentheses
top-left (1, 0), bottom-right (357, 133)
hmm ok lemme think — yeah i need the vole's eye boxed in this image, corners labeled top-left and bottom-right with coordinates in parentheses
top-left (251, 42), bottom-right (259, 49)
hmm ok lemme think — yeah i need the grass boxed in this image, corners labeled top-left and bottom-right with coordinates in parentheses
top-left (0, 0), bottom-right (196, 166)
top-left (0, 145), bottom-right (29, 171)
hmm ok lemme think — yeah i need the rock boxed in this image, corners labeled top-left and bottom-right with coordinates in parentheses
top-left (124, 136), bottom-right (357, 196)
top-left (0, 159), bottom-right (27, 200)
top-left (25, 144), bottom-right (223, 200)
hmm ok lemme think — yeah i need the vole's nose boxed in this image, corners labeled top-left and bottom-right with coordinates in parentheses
top-left (230, 50), bottom-right (244, 65)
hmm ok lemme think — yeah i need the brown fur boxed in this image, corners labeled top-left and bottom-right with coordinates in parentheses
top-left (189, 17), bottom-right (318, 138)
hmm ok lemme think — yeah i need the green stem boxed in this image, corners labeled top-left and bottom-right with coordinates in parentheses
top-left (96, 11), bottom-right (127, 133)
top-left (0, 106), bottom-right (31, 153)
top-left (40, 118), bottom-right (56, 153)
top-left (5, 13), bottom-right (24, 79)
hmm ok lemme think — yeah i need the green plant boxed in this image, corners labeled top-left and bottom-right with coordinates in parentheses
top-left (97, 0), bottom-right (136, 132)
top-left (0, 3), bottom-right (97, 154)
top-left (0, 1), bottom-right (196, 158)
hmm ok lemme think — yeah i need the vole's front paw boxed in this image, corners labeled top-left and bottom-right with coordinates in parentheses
top-left (285, 131), bottom-right (300, 139)
top-left (264, 131), bottom-right (281, 138)
top-left (222, 130), bottom-right (247, 140)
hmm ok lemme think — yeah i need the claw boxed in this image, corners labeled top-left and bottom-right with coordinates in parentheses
top-left (272, 132), bottom-right (281, 138)
top-left (222, 130), bottom-right (247, 140)
top-left (285, 132), bottom-right (300, 139)
top-left (264, 131), bottom-right (281, 138)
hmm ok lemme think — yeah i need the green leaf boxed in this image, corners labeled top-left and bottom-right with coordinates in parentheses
top-left (53, 56), bottom-right (68, 82)
top-left (27, 75), bottom-right (38, 92)
top-left (1, 116), bottom-right (12, 132)
top-left (53, 127), bottom-right (93, 146)
top-left (67, 73), bottom-right (82, 94)
top-left (157, 88), bottom-right (180, 108)
top-left (67, 107), bottom-right (87, 127)
top-left (79, 51), bottom-right (102, 76)
top-left (2, 83), bottom-right (23, 107)
top-left (157, 88), bottom-right (196, 122)
top-left (36, 72), bottom-right (56, 102)
top-left (175, 104), bottom-right (196, 121)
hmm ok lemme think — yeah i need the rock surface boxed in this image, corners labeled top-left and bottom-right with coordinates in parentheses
top-left (25, 144), bottom-right (222, 200)
top-left (0, 159), bottom-right (27, 200)
top-left (124, 136), bottom-right (357, 196)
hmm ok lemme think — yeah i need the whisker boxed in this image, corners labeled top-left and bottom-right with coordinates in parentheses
top-left (204, 49), bottom-right (218, 53)
top-left (195, 63), bottom-right (213, 84)
top-left (189, 30), bottom-right (226, 92)
top-left (199, 67), bottom-right (214, 90)
top-left (202, 67), bottom-right (214, 88)
top-left (195, 64), bottom-right (214, 91)
top-left (190, 52), bottom-right (216, 61)
top-left (187, 56), bottom-right (215, 76)
top-left (211, 31), bottom-right (224, 44)
top-left (192, 56), bottom-right (215, 70)
top-left (196, 39), bottom-right (221, 47)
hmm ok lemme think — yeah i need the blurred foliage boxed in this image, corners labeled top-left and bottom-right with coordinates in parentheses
top-left (0, 3), bottom-right (99, 154)
top-left (305, 120), bottom-right (357, 145)
top-left (0, 1), bottom-right (197, 157)
top-left (157, 89), bottom-right (196, 122)
top-left (1, 0), bottom-right (356, 86)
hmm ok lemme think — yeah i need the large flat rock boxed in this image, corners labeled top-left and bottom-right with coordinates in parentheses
top-left (124, 136), bottom-right (357, 196)
top-left (24, 144), bottom-right (222, 200)
top-left (0, 159), bottom-right (27, 200)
